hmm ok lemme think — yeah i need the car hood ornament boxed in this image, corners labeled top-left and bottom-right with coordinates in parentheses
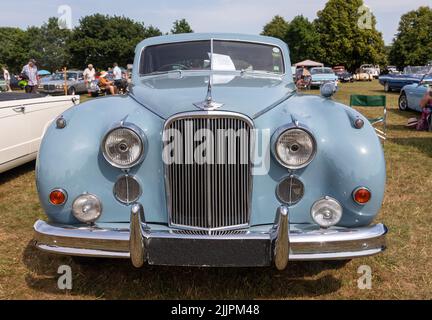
top-left (194, 76), bottom-right (224, 110)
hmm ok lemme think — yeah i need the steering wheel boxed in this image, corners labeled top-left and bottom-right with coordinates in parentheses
top-left (156, 63), bottom-right (189, 72)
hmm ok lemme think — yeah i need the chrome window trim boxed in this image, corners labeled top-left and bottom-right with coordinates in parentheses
top-left (271, 123), bottom-right (317, 170)
top-left (48, 188), bottom-right (68, 206)
top-left (139, 38), bottom-right (286, 77)
top-left (112, 174), bottom-right (142, 205)
top-left (101, 121), bottom-right (147, 170)
top-left (163, 110), bottom-right (255, 232)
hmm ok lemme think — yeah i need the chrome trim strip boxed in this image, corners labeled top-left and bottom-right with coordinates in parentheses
top-left (162, 111), bottom-right (255, 232)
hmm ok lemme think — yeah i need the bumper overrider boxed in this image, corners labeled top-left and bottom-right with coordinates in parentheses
top-left (33, 204), bottom-right (387, 270)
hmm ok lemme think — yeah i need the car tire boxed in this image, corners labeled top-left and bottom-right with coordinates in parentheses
top-left (384, 82), bottom-right (391, 92)
top-left (398, 92), bottom-right (409, 111)
top-left (68, 87), bottom-right (76, 96)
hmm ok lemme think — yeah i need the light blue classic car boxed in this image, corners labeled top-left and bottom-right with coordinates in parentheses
top-left (34, 33), bottom-right (387, 270)
top-left (309, 67), bottom-right (338, 88)
top-left (399, 74), bottom-right (432, 111)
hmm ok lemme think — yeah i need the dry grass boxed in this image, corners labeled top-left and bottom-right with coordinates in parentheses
top-left (0, 80), bottom-right (431, 299)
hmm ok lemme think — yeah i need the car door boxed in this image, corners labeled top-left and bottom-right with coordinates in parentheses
top-left (0, 102), bottom-right (30, 168)
top-left (77, 72), bottom-right (86, 93)
top-left (407, 84), bottom-right (428, 112)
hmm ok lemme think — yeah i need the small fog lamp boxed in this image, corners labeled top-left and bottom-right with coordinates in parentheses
top-left (311, 196), bottom-right (343, 228)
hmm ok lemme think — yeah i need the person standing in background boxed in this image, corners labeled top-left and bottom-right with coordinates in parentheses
top-left (113, 62), bottom-right (123, 90)
top-left (83, 64), bottom-right (96, 97)
top-left (2, 66), bottom-right (12, 92)
top-left (21, 59), bottom-right (39, 94)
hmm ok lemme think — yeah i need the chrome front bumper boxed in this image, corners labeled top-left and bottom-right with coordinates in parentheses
top-left (34, 205), bottom-right (387, 270)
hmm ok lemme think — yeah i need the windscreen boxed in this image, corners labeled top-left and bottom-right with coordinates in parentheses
top-left (140, 40), bottom-right (284, 75)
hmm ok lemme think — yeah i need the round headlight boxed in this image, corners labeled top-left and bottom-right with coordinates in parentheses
top-left (72, 193), bottom-right (102, 223)
top-left (102, 125), bottom-right (144, 169)
top-left (311, 197), bottom-right (342, 228)
top-left (275, 128), bottom-right (316, 169)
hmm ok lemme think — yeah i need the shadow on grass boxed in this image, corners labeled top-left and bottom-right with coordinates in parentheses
top-left (0, 160), bottom-right (35, 185)
top-left (22, 241), bottom-right (344, 299)
top-left (389, 137), bottom-right (432, 157)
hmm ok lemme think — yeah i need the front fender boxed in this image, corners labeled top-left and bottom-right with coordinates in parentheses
top-left (251, 94), bottom-right (385, 227)
top-left (36, 95), bottom-right (166, 224)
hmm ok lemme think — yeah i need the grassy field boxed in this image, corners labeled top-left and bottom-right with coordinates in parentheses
top-left (0, 80), bottom-right (431, 299)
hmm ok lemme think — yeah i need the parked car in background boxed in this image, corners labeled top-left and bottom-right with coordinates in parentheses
top-left (359, 64), bottom-right (380, 79)
top-left (0, 93), bottom-right (79, 173)
top-left (38, 70), bottom-right (86, 95)
top-left (398, 74), bottom-right (432, 112)
top-left (333, 66), bottom-right (353, 83)
top-left (33, 33), bottom-right (387, 270)
top-left (384, 66), bottom-right (399, 75)
top-left (309, 67), bottom-right (338, 88)
top-left (0, 75), bottom-right (7, 92)
top-left (354, 66), bottom-right (374, 81)
top-left (379, 65), bottom-right (432, 92)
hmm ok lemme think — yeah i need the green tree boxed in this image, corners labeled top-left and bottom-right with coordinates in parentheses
top-left (25, 17), bottom-right (72, 71)
top-left (389, 6), bottom-right (432, 68)
top-left (284, 15), bottom-right (322, 63)
top-left (0, 27), bottom-right (29, 73)
top-left (69, 14), bottom-right (162, 69)
top-left (171, 19), bottom-right (193, 34)
top-left (315, 0), bottom-right (387, 70)
top-left (261, 15), bottom-right (289, 41)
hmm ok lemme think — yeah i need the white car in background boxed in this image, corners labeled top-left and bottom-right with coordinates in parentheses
top-left (360, 64), bottom-right (380, 79)
top-left (0, 93), bottom-right (79, 173)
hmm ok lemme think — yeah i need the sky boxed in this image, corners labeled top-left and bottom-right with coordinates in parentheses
top-left (0, 0), bottom-right (430, 44)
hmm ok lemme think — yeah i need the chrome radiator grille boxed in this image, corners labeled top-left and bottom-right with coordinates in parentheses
top-left (164, 112), bottom-right (253, 231)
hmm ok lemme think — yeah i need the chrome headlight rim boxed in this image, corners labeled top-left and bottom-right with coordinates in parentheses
top-left (71, 193), bottom-right (103, 223)
top-left (272, 124), bottom-right (317, 170)
top-left (101, 122), bottom-right (147, 169)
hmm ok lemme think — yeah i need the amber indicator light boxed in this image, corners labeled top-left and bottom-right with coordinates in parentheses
top-left (49, 190), bottom-right (66, 205)
top-left (353, 188), bottom-right (371, 204)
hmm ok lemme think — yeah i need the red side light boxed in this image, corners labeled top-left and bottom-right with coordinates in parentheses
top-left (353, 188), bottom-right (371, 205)
top-left (49, 189), bottom-right (67, 205)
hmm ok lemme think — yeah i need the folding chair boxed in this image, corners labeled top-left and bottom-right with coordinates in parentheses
top-left (350, 95), bottom-right (387, 140)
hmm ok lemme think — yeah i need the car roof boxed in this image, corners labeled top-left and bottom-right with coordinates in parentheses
top-left (136, 33), bottom-right (287, 49)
